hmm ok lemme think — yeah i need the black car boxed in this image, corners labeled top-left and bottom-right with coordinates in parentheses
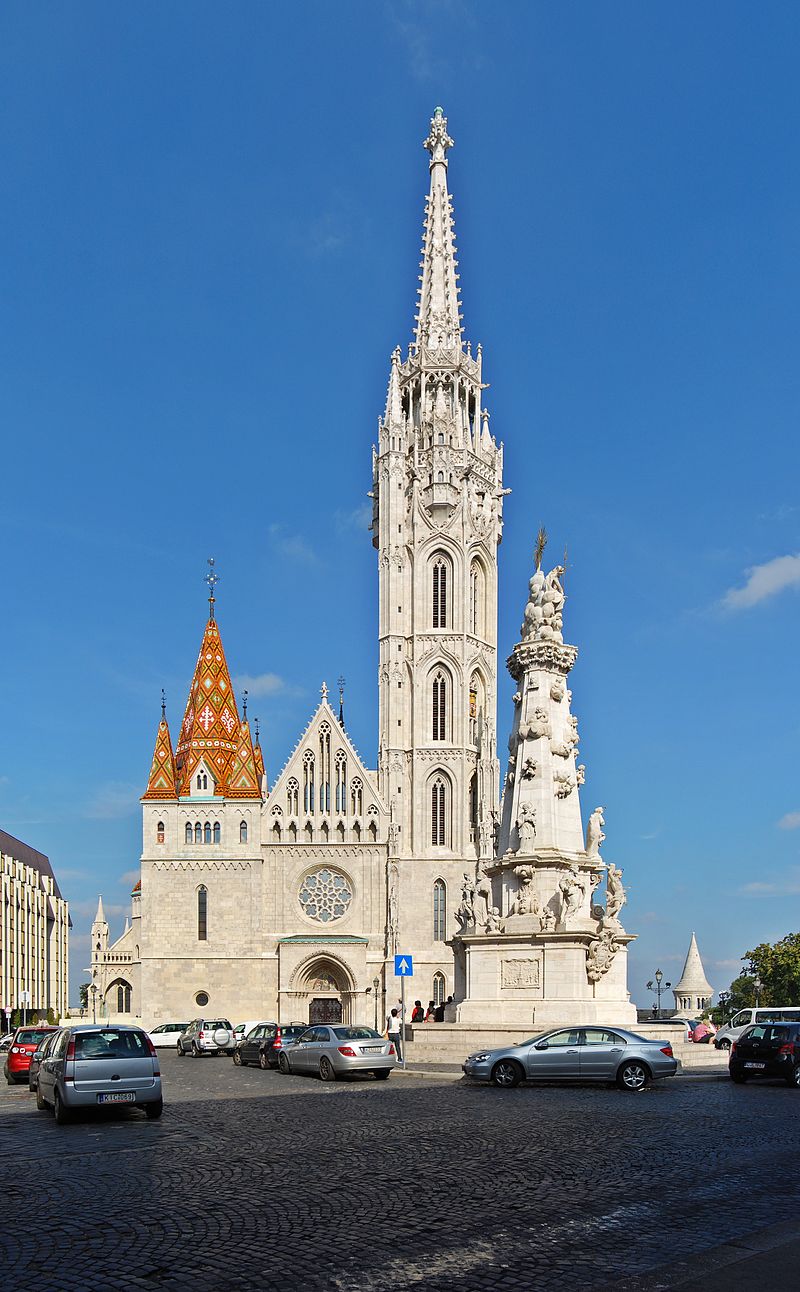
top-left (729, 1022), bottom-right (800, 1087)
top-left (232, 1023), bottom-right (307, 1070)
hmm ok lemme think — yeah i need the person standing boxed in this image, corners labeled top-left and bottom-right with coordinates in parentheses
top-left (386, 1007), bottom-right (402, 1061)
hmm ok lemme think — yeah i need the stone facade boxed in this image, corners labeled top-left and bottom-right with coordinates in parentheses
top-left (0, 829), bottom-right (69, 1024)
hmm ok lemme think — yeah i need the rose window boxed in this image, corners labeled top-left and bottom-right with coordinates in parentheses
top-left (298, 868), bottom-right (353, 923)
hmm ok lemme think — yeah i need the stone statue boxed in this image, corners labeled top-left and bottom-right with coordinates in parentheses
top-left (485, 906), bottom-right (504, 934)
top-left (605, 863), bottom-right (626, 923)
top-left (454, 872), bottom-right (475, 932)
top-left (586, 928), bottom-right (620, 982)
top-left (558, 865), bottom-right (587, 923)
top-left (387, 861), bottom-right (399, 955)
top-left (474, 862), bottom-right (493, 929)
top-left (510, 864), bottom-right (536, 917)
top-left (521, 756), bottom-right (537, 780)
top-left (554, 771), bottom-right (576, 798)
top-left (515, 802), bottom-right (537, 853)
top-left (540, 904), bottom-right (557, 932)
top-left (586, 806), bottom-right (605, 858)
top-left (576, 764), bottom-right (586, 786)
top-left (550, 679), bottom-right (565, 703)
top-left (589, 869), bottom-right (605, 922)
top-left (520, 563), bottom-right (566, 644)
top-left (490, 807), bottom-right (501, 853)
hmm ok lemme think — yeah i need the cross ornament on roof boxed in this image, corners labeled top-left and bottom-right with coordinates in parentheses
top-left (205, 557), bottom-right (219, 619)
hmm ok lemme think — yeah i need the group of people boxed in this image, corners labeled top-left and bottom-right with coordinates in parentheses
top-left (385, 997), bottom-right (454, 1060)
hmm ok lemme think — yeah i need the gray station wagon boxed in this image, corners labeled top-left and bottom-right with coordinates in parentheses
top-left (36, 1024), bottom-right (163, 1124)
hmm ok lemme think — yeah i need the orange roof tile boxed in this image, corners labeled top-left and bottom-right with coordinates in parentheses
top-left (227, 719), bottom-right (261, 799)
top-left (142, 717), bottom-right (177, 800)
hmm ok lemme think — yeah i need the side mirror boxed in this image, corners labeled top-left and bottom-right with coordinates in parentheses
top-left (535, 1041), bottom-right (549, 1050)
top-left (33, 1050), bottom-right (44, 1061)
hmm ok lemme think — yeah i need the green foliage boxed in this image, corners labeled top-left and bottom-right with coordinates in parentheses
top-left (46, 1008), bottom-right (57, 1025)
top-left (11, 1010), bottom-right (21, 1029)
top-left (745, 933), bottom-right (800, 1005)
top-left (78, 983), bottom-right (89, 1009)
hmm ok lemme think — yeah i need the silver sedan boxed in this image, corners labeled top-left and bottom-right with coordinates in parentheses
top-left (277, 1025), bottom-right (397, 1081)
top-left (463, 1026), bottom-right (677, 1091)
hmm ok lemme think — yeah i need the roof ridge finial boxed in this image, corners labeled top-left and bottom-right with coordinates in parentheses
top-left (205, 557), bottom-right (219, 620)
top-left (161, 688), bottom-right (166, 720)
top-left (321, 680), bottom-right (328, 701)
top-left (241, 689), bottom-right (248, 719)
top-left (424, 106), bottom-right (453, 171)
top-left (254, 716), bottom-right (260, 745)
top-left (337, 674), bottom-right (346, 728)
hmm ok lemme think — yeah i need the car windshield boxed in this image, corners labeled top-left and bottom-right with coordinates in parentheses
top-left (16, 1029), bottom-right (52, 1045)
top-left (207, 1021), bottom-right (231, 1029)
top-left (74, 1030), bottom-right (148, 1060)
top-left (333, 1027), bottom-right (382, 1041)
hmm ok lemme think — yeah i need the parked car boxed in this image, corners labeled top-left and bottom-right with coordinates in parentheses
top-left (28, 1029), bottom-right (63, 1091)
top-left (232, 1021), bottom-right (277, 1066)
top-left (36, 1024), bottom-right (163, 1124)
top-left (177, 1019), bottom-right (234, 1056)
top-left (729, 1022), bottom-right (800, 1087)
top-left (232, 1020), bottom-right (266, 1045)
top-left (4, 1025), bottom-right (60, 1085)
top-left (715, 1007), bottom-right (800, 1050)
top-left (257, 1024), bottom-right (308, 1070)
top-left (0, 1032), bottom-right (14, 1053)
top-left (147, 1022), bottom-right (190, 1048)
top-left (462, 1026), bottom-right (678, 1090)
top-left (277, 1025), bottom-right (397, 1081)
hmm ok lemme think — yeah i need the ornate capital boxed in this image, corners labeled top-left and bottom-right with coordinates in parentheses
top-left (507, 640), bottom-right (578, 681)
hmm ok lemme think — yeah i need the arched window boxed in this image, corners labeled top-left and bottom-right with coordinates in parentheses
top-left (156, 821), bottom-right (165, 844)
top-left (433, 879), bottom-right (446, 941)
top-left (204, 822), bottom-right (212, 845)
top-left (185, 822), bottom-right (192, 844)
top-left (239, 820), bottom-right (248, 844)
top-left (303, 752), bottom-right (315, 815)
top-left (287, 777), bottom-right (299, 817)
top-left (431, 776), bottom-right (447, 847)
top-left (437, 470), bottom-right (445, 483)
top-left (469, 560), bottom-right (484, 637)
top-left (335, 750), bottom-right (347, 814)
top-left (432, 670), bottom-right (448, 741)
top-left (196, 771), bottom-right (208, 791)
top-left (469, 773), bottom-right (478, 842)
top-left (432, 557), bottom-right (448, 628)
top-left (351, 777), bottom-right (363, 817)
top-left (212, 822), bottom-right (221, 844)
top-left (194, 822), bottom-right (202, 844)
top-left (469, 671), bottom-right (485, 744)
top-left (433, 972), bottom-right (446, 1007)
top-left (197, 886), bottom-right (208, 941)
top-left (115, 981), bottom-right (131, 1013)
top-left (319, 724), bottom-right (331, 814)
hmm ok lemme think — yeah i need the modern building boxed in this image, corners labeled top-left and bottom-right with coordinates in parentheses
top-left (91, 109), bottom-right (636, 1028)
top-left (673, 932), bottom-right (713, 1014)
top-left (0, 829), bottom-right (70, 1026)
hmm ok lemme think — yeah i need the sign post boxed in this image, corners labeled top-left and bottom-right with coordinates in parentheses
top-left (394, 954), bottom-right (413, 1069)
top-left (20, 989), bottom-right (30, 1028)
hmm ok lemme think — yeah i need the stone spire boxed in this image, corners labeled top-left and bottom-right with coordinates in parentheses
top-left (414, 107), bottom-right (462, 351)
top-left (141, 709), bottom-right (178, 800)
top-left (673, 933), bottom-right (713, 1012)
top-left (94, 895), bottom-right (106, 926)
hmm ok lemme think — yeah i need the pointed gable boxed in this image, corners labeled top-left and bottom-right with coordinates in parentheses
top-left (227, 719), bottom-right (262, 800)
top-left (254, 736), bottom-right (267, 794)
top-left (175, 617), bottom-right (241, 796)
top-left (142, 717), bottom-right (177, 800)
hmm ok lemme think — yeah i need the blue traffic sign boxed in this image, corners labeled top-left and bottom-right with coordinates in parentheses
top-left (394, 954), bottom-right (414, 977)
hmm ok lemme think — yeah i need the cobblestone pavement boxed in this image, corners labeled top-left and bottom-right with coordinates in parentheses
top-left (2, 1053), bottom-right (800, 1291)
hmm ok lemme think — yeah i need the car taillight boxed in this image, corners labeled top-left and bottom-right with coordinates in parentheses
top-left (388, 1043), bottom-right (396, 1056)
top-left (274, 1038), bottom-right (283, 1049)
top-left (145, 1034), bottom-right (158, 1058)
top-left (660, 1045), bottom-right (673, 1057)
top-left (779, 1043), bottom-right (795, 1056)
top-left (730, 1042), bottom-right (737, 1055)
top-left (65, 1036), bottom-right (75, 1081)
top-left (66, 1038), bottom-right (75, 1060)
top-left (10, 1046), bottom-right (19, 1054)
top-left (338, 1046), bottom-right (357, 1057)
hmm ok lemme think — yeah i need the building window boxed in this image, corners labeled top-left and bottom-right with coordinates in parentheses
top-left (287, 777), bottom-right (299, 816)
top-left (469, 560), bottom-right (484, 637)
top-left (432, 558), bottom-right (448, 628)
top-left (319, 724), bottom-right (331, 814)
top-left (303, 751), bottom-right (315, 815)
top-left (298, 867), bottom-right (353, 923)
top-left (156, 821), bottom-right (165, 844)
top-left (197, 771), bottom-right (208, 791)
top-left (469, 773), bottom-right (478, 842)
top-left (239, 820), bottom-right (248, 844)
top-left (204, 822), bottom-right (212, 845)
top-left (351, 777), bottom-right (363, 817)
top-left (194, 823), bottom-right (202, 844)
top-left (115, 982), bottom-right (131, 1013)
top-left (195, 991), bottom-right (209, 1007)
top-left (433, 972), bottom-right (446, 1007)
top-left (433, 879), bottom-right (446, 941)
top-left (197, 887), bottom-right (208, 941)
top-left (185, 823), bottom-right (192, 844)
top-left (335, 750), bottom-right (347, 814)
top-left (212, 822), bottom-right (221, 844)
top-left (432, 671), bottom-right (447, 741)
top-left (431, 776), bottom-right (447, 847)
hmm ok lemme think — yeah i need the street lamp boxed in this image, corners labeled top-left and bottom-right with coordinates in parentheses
top-left (646, 969), bottom-right (671, 1020)
top-left (753, 978), bottom-right (763, 1008)
top-left (718, 990), bottom-right (731, 1023)
top-left (373, 975), bottom-right (380, 1032)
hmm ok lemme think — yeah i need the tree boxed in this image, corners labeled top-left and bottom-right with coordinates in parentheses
top-left (78, 983), bottom-right (89, 1010)
top-left (745, 933), bottom-right (800, 1005)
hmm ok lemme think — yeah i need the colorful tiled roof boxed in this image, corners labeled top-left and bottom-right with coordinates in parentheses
top-left (227, 719), bottom-right (261, 799)
top-left (254, 732), bottom-right (266, 793)
top-left (141, 717), bottom-right (177, 800)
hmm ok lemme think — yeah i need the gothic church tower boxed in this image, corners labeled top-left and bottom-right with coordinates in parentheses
top-left (372, 109), bottom-right (504, 976)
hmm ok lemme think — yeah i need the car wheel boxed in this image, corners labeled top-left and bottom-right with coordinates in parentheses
top-left (259, 1052), bottom-right (269, 1070)
top-left (717, 1039), bottom-right (732, 1051)
top-left (373, 1070), bottom-right (391, 1080)
top-left (176, 1042), bottom-right (184, 1056)
top-left (36, 1083), bottom-right (47, 1111)
top-left (278, 1052), bottom-right (291, 1075)
top-left (730, 1070), bottom-right (747, 1084)
top-left (490, 1059), bottom-right (523, 1088)
top-left (145, 1098), bottom-right (164, 1120)
top-left (319, 1057), bottom-right (337, 1082)
top-left (617, 1061), bottom-right (650, 1092)
top-left (53, 1088), bottom-right (70, 1125)
top-left (191, 1043), bottom-right (200, 1057)
top-left (790, 1065), bottom-right (800, 1089)
top-left (233, 1050), bottom-right (242, 1066)
top-left (5, 1074), bottom-right (15, 1085)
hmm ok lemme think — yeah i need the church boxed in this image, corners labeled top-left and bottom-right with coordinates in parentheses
top-left (91, 109), bottom-right (636, 1030)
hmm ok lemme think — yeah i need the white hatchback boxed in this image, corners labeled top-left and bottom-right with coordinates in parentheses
top-left (147, 1022), bottom-right (190, 1048)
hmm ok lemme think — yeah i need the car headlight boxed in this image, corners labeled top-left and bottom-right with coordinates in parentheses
top-left (469, 1052), bottom-right (492, 1063)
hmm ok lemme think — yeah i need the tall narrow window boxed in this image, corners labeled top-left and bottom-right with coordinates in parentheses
top-left (351, 777), bottom-right (363, 816)
top-left (115, 982), bottom-right (131, 1013)
top-left (185, 823), bottom-right (192, 844)
top-left (433, 972), bottom-right (446, 1007)
top-left (335, 750), bottom-right (347, 814)
top-left (433, 879), bottom-right (446, 941)
top-left (319, 724), bottom-right (331, 814)
top-left (194, 822), bottom-right (202, 844)
top-left (156, 821), bottom-right (165, 844)
top-left (287, 778), bottom-right (299, 816)
top-left (197, 886), bottom-right (208, 941)
top-left (196, 771), bottom-right (208, 791)
top-left (432, 671), bottom-right (447, 741)
top-left (303, 752), bottom-right (315, 815)
top-left (203, 822), bottom-right (212, 845)
top-left (432, 558), bottom-right (448, 628)
top-left (431, 777), bottom-right (446, 847)
top-left (239, 820), bottom-right (248, 844)
top-left (469, 560), bottom-right (484, 637)
top-left (212, 822), bottom-right (221, 844)
top-left (469, 773), bottom-right (478, 842)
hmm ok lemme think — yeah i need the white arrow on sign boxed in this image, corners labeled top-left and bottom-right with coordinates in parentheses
top-left (398, 958), bottom-right (410, 974)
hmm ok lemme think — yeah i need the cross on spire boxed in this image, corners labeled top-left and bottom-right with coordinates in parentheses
top-left (205, 557), bottom-right (219, 620)
top-left (161, 688), bottom-right (166, 720)
top-left (241, 689), bottom-right (248, 719)
top-left (337, 675), bottom-right (346, 728)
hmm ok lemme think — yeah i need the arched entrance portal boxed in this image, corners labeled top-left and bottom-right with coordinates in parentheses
top-left (294, 957), bottom-right (353, 1025)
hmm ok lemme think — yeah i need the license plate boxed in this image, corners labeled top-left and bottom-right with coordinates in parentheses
top-left (362, 1046), bottom-right (383, 1054)
top-left (97, 1092), bottom-right (136, 1104)
top-left (744, 1062), bottom-right (765, 1069)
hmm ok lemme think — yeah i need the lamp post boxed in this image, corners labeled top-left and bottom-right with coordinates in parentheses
top-left (373, 976), bottom-right (380, 1032)
top-left (646, 969), bottom-right (671, 1020)
top-left (753, 977), bottom-right (763, 1008)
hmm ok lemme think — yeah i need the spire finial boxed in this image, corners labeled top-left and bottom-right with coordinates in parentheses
top-left (205, 557), bottom-right (219, 620)
top-left (161, 688), bottom-right (166, 720)
top-left (424, 106), bottom-right (454, 170)
top-left (241, 689), bottom-right (248, 719)
top-left (321, 680), bottom-right (328, 701)
top-left (254, 716), bottom-right (260, 745)
top-left (534, 525), bottom-right (548, 572)
top-left (337, 675), bottom-right (346, 728)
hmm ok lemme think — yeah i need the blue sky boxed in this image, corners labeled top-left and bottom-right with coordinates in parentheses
top-left (2, 3), bottom-right (799, 1005)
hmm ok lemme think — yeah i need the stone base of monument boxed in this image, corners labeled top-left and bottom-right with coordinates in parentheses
top-left (452, 931), bottom-right (638, 1027)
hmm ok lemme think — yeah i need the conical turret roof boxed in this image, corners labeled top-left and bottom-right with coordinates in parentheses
top-left (175, 616), bottom-right (246, 797)
top-left (227, 718), bottom-right (261, 799)
top-left (142, 715), bottom-right (177, 800)
top-left (414, 107), bottom-right (463, 351)
top-left (674, 932), bottom-right (713, 996)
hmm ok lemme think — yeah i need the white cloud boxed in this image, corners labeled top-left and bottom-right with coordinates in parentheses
top-left (737, 867), bottom-right (800, 896)
top-left (334, 502), bottom-right (373, 534)
top-left (778, 812), bottom-right (800, 831)
top-left (233, 672), bottom-right (302, 701)
top-left (267, 524), bottom-right (319, 566)
top-left (118, 870), bottom-right (140, 887)
top-left (84, 782), bottom-right (140, 820)
top-left (721, 553), bottom-right (800, 610)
